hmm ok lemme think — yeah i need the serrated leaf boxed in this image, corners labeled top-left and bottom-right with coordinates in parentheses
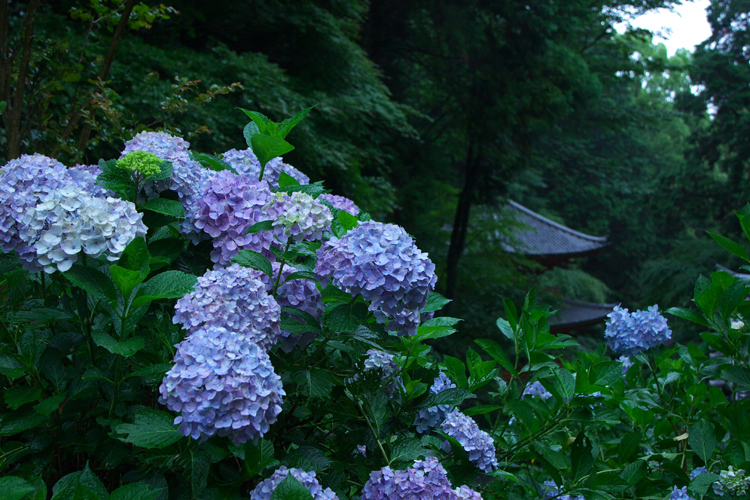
top-left (109, 265), bottom-right (143, 301)
top-left (251, 134), bottom-right (294, 180)
top-left (278, 172), bottom-right (299, 188)
top-left (270, 475), bottom-right (314, 500)
top-left (4, 386), bottom-right (43, 410)
top-left (97, 159), bottom-right (134, 200)
top-left (144, 161), bottom-right (173, 182)
top-left (419, 388), bottom-right (475, 408)
top-left (183, 449), bottom-right (210, 497)
top-left (324, 302), bottom-right (368, 333)
top-left (422, 292), bottom-right (452, 313)
top-left (148, 238), bottom-right (184, 270)
top-left (243, 121), bottom-right (261, 148)
top-left (247, 220), bottom-right (275, 234)
top-left (239, 439), bottom-right (277, 476)
top-left (34, 395), bottom-right (66, 416)
top-left (139, 198), bottom-right (184, 219)
top-left (51, 463), bottom-right (107, 500)
top-left (231, 249), bottom-right (273, 277)
top-left (390, 439), bottom-right (427, 463)
top-left (118, 237), bottom-right (150, 277)
top-left (64, 265), bottom-right (118, 303)
top-left (124, 363), bottom-right (171, 382)
top-left (113, 409), bottom-right (181, 449)
top-left (131, 270), bottom-right (197, 308)
top-left (590, 362), bottom-right (623, 387)
top-left (689, 420), bottom-right (716, 462)
top-left (0, 476), bottom-right (36, 500)
top-left (443, 356), bottom-right (468, 389)
top-left (275, 181), bottom-right (326, 198)
top-left (689, 472), bottom-right (720, 495)
top-left (707, 231), bottom-right (749, 261)
top-left (283, 271), bottom-right (317, 283)
top-left (665, 307), bottom-right (709, 327)
top-left (91, 331), bottom-right (144, 358)
top-left (0, 407), bottom-right (48, 436)
top-left (619, 460), bottom-right (646, 486)
top-left (107, 482), bottom-right (159, 500)
top-left (337, 210), bottom-right (359, 231)
top-left (239, 109), bottom-right (273, 135)
top-left (278, 106), bottom-right (313, 139)
top-left (189, 151), bottom-right (237, 174)
top-left (571, 434), bottom-right (594, 482)
top-left (293, 369), bottom-right (334, 399)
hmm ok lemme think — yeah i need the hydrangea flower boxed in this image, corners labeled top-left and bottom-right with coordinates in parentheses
top-left (604, 305), bottom-right (672, 356)
top-left (542, 480), bottom-right (585, 500)
top-left (364, 349), bottom-right (399, 379)
top-left (117, 150), bottom-right (163, 176)
top-left (712, 466), bottom-right (750, 497)
top-left (690, 467), bottom-right (708, 480)
top-left (173, 264), bottom-right (281, 351)
top-left (523, 381), bottom-right (553, 400)
top-left (17, 185), bottom-right (147, 273)
top-left (415, 372), bottom-right (456, 433)
top-left (68, 164), bottom-right (110, 197)
top-left (619, 356), bottom-right (633, 378)
top-left (319, 193), bottom-right (360, 216)
top-left (122, 130), bottom-right (190, 158)
top-left (263, 192), bottom-right (333, 241)
top-left (361, 457), bottom-right (482, 500)
top-left (315, 221), bottom-right (437, 335)
top-left (669, 486), bottom-right (695, 500)
top-left (158, 326), bottom-right (284, 446)
top-left (193, 170), bottom-right (284, 265)
top-left (249, 467), bottom-right (338, 500)
top-left (221, 148), bottom-right (310, 187)
top-left (440, 410), bottom-right (498, 473)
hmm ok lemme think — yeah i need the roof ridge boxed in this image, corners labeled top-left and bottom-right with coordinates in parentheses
top-left (508, 200), bottom-right (608, 243)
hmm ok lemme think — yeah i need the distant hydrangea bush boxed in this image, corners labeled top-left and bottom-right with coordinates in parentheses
top-left (414, 372), bottom-right (456, 433)
top-left (173, 264), bottom-right (281, 351)
top-left (361, 457), bottom-right (482, 500)
top-left (221, 148), bottom-right (310, 187)
top-left (315, 221), bottom-right (437, 335)
top-left (440, 409), bottom-right (498, 473)
top-left (263, 191), bottom-right (333, 241)
top-left (604, 305), bottom-right (672, 356)
top-left (249, 467), bottom-right (338, 500)
top-left (158, 325), bottom-right (284, 446)
top-left (319, 193), bottom-right (360, 215)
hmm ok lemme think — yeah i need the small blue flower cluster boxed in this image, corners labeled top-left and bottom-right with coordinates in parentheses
top-left (221, 148), bottom-right (309, 188)
top-left (690, 466), bottom-right (708, 479)
top-left (361, 457), bottom-right (482, 500)
top-left (158, 325), bottom-right (285, 446)
top-left (712, 466), bottom-right (750, 497)
top-left (249, 466), bottom-right (338, 500)
top-left (669, 486), bottom-right (695, 500)
top-left (415, 372), bottom-right (456, 433)
top-left (319, 193), bottom-right (360, 215)
top-left (263, 192), bottom-right (333, 241)
top-left (173, 264), bottom-right (281, 351)
top-left (315, 221), bottom-right (437, 335)
top-left (523, 381), bottom-right (553, 400)
top-left (440, 409), bottom-right (498, 472)
top-left (604, 305), bottom-right (672, 356)
top-left (543, 480), bottom-right (585, 500)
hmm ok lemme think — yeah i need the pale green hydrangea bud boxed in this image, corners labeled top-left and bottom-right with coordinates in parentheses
top-left (116, 150), bottom-right (163, 176)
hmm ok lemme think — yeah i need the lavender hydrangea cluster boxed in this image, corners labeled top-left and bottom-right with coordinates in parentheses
top-left (158, 325), bottom-right (284, 446)
top-left (122, 131), bottom-right (190, 158)
top-left (361, 457), bottom-right (482, 500)
top-left (193, 170), bottom-right (284, 265)
top-left (263, 192), bottom-right (333, 241)
top-left (221, 148), bottom-right (310, 187)
top-left (669, 486), bottom-right (695, 500)
top-left (249, 467), bottom-right (338, 500)
top-left (19, 186), bottom-right (147, 273)
top-left (542, 480), bottom-right (585, 500)
top-left (364, 349), bottom-right (399, 379)
top-left (523, 381), bottom-right (553, 400)
top-left (604, 305), bottom-right (672, 356)
top-left (690, 467), bottom-right (708, 480)
top-left (415, 372), bottom-right (456, 433)
top-left (173, 264), bottom-right (281, 351)
top-left (712, 466), bottom-right (750, 497)
top-left (440, 409), bottom-right (498, 473)
top-left (319, 193), bottom-right (360, 215)
top-left (315, 221), bottom-right (437, 335)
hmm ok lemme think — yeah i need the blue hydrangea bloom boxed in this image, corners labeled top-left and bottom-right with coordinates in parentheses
top-left (319, 193), bottom-right (360, 216)
top-left (712, 466), bottom-right (750, 497)
top-left (158, 326), bottom-right (284, 446)
top-left (249, 467), bottom-right (338, 500)
top-left (543, 480), bottom-right (585, 500)
top-left (263, 192), bottom-right (333, 242)
top-left (619, 355), bottom-right (633, 378)
top-left (361, 457), bottom-right (482, 500)
top-left (173, 264), bottom-right (281, 351)
top-left (415, 372), bottom-right (456, 433)
top-left (193, 170), bottom-right (285, 265)
top-left (68, 164), bottom-right (112, 197)
top-left (19, 185), bottom-right (147, 273)
top-left (523, 381), bottom-right (553, 400)
top-left (669, 486), bottom-right (695, 500)
top-left (690, 466), bottom-right (708, 480)
top-left (221, 148), bottom-right (310, 187)
top-left (315, 221), bottom-right (437, 335)
top-left (440, 410), bottom-right (498, 473)
top-left (122, 131), bottom-right (190, 158)
top-left (605, 305), bottom-right (672, 356)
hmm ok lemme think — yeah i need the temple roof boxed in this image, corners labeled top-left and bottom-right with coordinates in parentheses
top-left (549, 299), bottom-right (618, 334)
top-left (503, 200), bottom-right (609, 259)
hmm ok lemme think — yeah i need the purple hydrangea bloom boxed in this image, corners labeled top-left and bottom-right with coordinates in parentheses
top-left (605, 305), bottom-right (672, 356)
top-left (690, 467), bottom-right (708, 480)
top-left (221, 148), bottom-right (310, 188)
top-left (364, 349), bottom-right (399, 379)
top-left (122, 131), bottom-right (190, 158)
top-left (315, 221), bottom-right (437, 335)
top-left (249, 467), bottom-right (338, 500)
top-left (440, 410), bottom-right (498, 473)
top-left (319, 193), bottom-right (360, 216)
top-left (415, 372), bottom-right (457, 433)
top-left (158, 326), bottom-right (284, 446)
top-left (193, 170), bottom-right (285, 265)
top-left (263, 192), bottom-right (333, 241)
top-left (523, 381), bottom-right (553, 400)
top-left (669, 486), bottom-right (695, 500)
top-left (543, 480), bottom-right (585, 500)
top-left (19, 186), bottom-right (146, 273)
top-left (68, 164), bottom-right (111, 197)
top-left (361, 457), bottom-right (482, 500)
top-left (173, 264), bottom-right (281, 351)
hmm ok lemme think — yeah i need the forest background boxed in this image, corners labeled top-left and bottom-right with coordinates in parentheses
top-left (2, 0), bottom-right (749, 349)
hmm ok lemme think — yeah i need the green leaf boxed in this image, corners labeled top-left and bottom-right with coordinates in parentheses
top-left (97, 159), bottom-right (134, 201)
top-left (293, 369), bottom-right (335, 399)
top-left (278, 172), bottom-right (300, 188)
top-left (251, 134), bottom-right (295, 178)
top-left (474, 338), bottom-right (517, 376)
top-left (0, 101), bottom-right (6, 113)
top-left (4, 386), bottom-right (43, 410)
top-left (619, 460), bottom-right (646, 486)
top-left (618, 431), bottom-right (642, 462)
top-left (107, 482), bottom-right (159, 500)
top-left (275, 181), bottom-right (326, 198)
top-left (707, 231), bottom-right (749, 261)
top-left (390, 438), bottom-right (427, 463)
top-left (117, 237), bottom-right (150, 278)
top-left (270, 475), bottom-right (314, 500)
top-left (689, 472), bottom-right (720, 495)
top-left (64, 265), bottom-right (118, 303)
top-left (722, 366), bottom-right (750, 389)
top-left (590, 362), bottom-right (623, 387)
top-left (422, 292), bottom-right (452, 313)
top-left (91, 331), bottom-right (145, 358)
top-left (0, 407), bottom-right (48, 436)
top-left (139, 198), bottom-right (184, 219)
top-left (570, 433), bottom-right (594, 482)
top-left (495, 317), bottom-right (515, 341)
top-left (113, 409), bottom-right (181, 449)
top-left (0, 476), bottom-right (36, 500)
top-left (337, 210), bottom-right (359, 231)
top-left (109, 265), bottom-right (144, 301)
top-left (278, 106), bottom-right (314, 139)
top-left (283, 271), bottom-right (317, 283)
top-left (239, 109), bottom-right (273, 135)
top-left (243, 121), bottom-right (261, 148)
top-left (324, 302), bottom-right (368, 333)
top-left (231, 249), bottom-right (273, 278)
top-left (148, 238), bottom-right (184, 270)
top-left (144, 161), bottom-right (173, 182)
top-left (247, 220), bottom-right (275, 234)
top-left (238, 439), bottom-right (277, 476)
top-left (689, 420), bottom-right (716, 463)
top-left (419, 388), bottom-right (476, 408)
top-left (443, 356), bottom-right (468, 389)
top-left (51, 463), bottom-right (108, 500)
top-left (188, 151), bottom-right (237, 174)
top-left (34, 395), bottom-right (66, 416)
top-left (181, 449), bottom-right (210, 497)
top-left (665, 307), bottom-right (709, 327)
top-left (131, 270), bottom-right (197, 308)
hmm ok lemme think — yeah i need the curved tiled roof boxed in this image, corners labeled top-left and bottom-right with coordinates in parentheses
top-left (549, 299), bottom-right (617, 333)
top-left (503, 200), bottom-right (609, 258)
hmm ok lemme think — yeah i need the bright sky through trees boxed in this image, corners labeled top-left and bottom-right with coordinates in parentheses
top-left (620, 0), bottom-right (712, 55)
